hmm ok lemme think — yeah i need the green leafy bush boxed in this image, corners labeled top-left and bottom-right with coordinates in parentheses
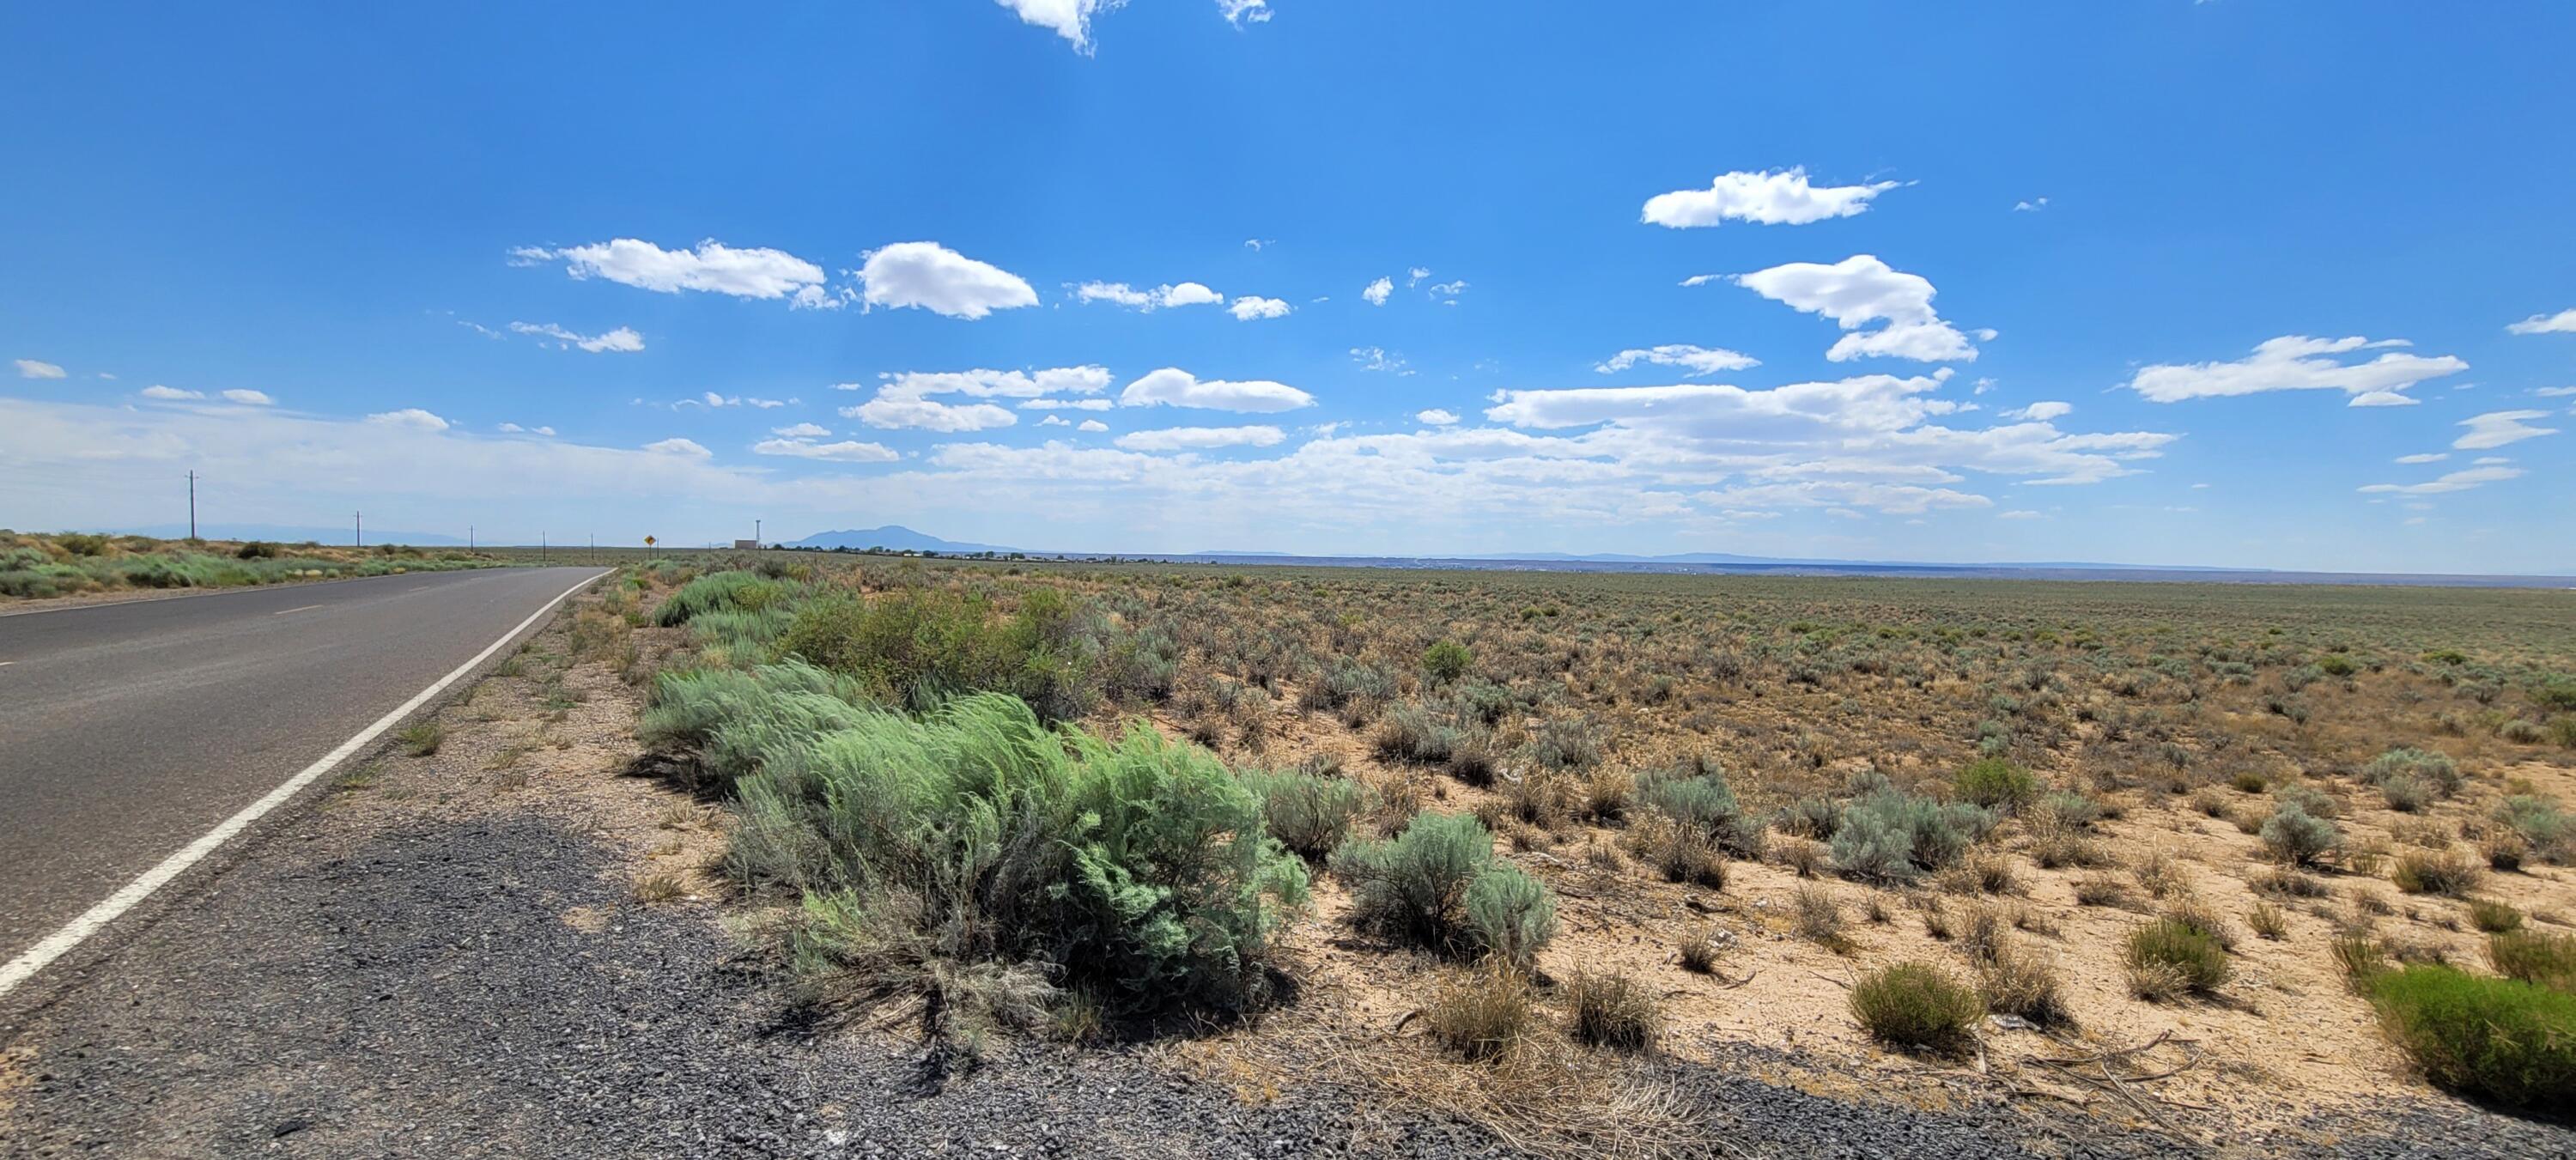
top-left (2367, 965), bottom-right (2576, 1109)
top-left (1421, 639), bottom-right (1473, 684)
top-left (774, 586), bottom-right (1110, 722)
top-left (2124, 914), bottom-right (2231, 998)
top-left (1849, 962), bottom-right (1982, 1054)
top-left (1330, 811), bottom-right (1557, 969)
top-left (1953, 758), bottom-right (2039, 811)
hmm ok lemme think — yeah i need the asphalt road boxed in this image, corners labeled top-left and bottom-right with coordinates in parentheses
top-left (0, 567), bottom-right (605, 971)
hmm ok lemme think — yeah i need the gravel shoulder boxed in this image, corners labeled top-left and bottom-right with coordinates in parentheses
top-left (2, 591), bottom-right (2566, 1158)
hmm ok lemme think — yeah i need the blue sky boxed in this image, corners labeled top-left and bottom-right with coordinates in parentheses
top-left (3, 2), bottom-right (2570, 572)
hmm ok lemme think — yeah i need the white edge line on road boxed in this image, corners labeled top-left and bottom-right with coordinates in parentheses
top-left (272, 604), bottom-right (325, 616)
top-left (0, 569), bottom-right (605, 999)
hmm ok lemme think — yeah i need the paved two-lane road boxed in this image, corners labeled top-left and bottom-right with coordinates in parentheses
top-left (0, 567), bottom-right (605, 975)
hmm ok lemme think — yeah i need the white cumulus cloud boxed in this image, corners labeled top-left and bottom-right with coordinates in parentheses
top-left (15, 359), bottom-right (66, 380)
top-left (1417, 409), bottom-right (1461, 426)
top-left (1229, 295), bottom-right (1291, 320)
top-left (1119, 367), bottom-right (1315, 412)
top-left (1735, 255), bottom-right (1982, 362)
top-left (1642, 167), bottom-right (1899, 228)
top-left (644, 437), bottom-right (712, 459)
top-left (1114, 425), bottom-right (1286, 452)
top-left (993, 0), bottom-right (1118, 52)
top-left (221, 389), bottom-right (276, 405)
top-left (1076, 281), bottom-right (1223, 311)
top-left (773, 422), bottom-right (832, 438)
top-left (1595, 344), bottom-right (1760, 377)
top-left (2006, 401), bottom-right (2072, 422)
top-left (2125, 336), bottom-right (2466, 405)
top-left (859, 241), bottom-right (1036, 319)
top-left (1362, 276), bottom-right (1393, 307)
top-left (140, 386), bottom-right (203, 400)
top-left (369, 408), bottom-right (451, 431)
top-left (1078, 419), bottom-right (1109, 433)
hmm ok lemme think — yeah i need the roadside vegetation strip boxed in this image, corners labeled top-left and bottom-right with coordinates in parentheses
top-left (0, 568), bottom-right (605, 999)
top-left (0, 530), bottom-right (497, 601)
top-left (616, 555), bottom-right (2576, 1145)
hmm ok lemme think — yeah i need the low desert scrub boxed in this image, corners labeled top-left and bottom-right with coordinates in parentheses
top-left (751, 694), bottom-right (1312, 1025)
top-left (2258, 804), bottom-right (2340, 867)
top-left (2391, 848), bottom-right (2483, 897)
top-left (633, 872), bottom-right (688, 903)
top-left (2074, 874), bottom-right (2136, 908)
top-left (1425, 964), bottom-right (1536, 1061)
top-left (1828, 785), bottom-right (1997, 883)
top-left (2468, 898), bottom-right (2524, 935)
top-left (1637, 819), bottom-right (1726, 889)
top-left (1241, 767), bottom-right (1379, 861)
top-left (1562, 968), bottom-right (1662, 1052)
top-left (1953, 757), bottom-right (2039, 811)
top-left (1850, 962), bottom-right (1983, 1054)
top-left (2247, 901), bottom-right (2289, 941)
top-left (1334, 811), bottom-right (1558, 969)
top-left (1771, 837), bottom-right (1826, 878)
top-left (2361, 747), bottom-right (2464, 799)
top-left (2366, 965), bottom-right (2576, 1109)
top-left (2125, 912), bottom-right (2233, 999)
top-left (1637, 758), bottom-right (1763, 857)
top-left (1793, 882), bottom-right (1850, 953)
top-left (2488, 929), bottom-right (2576, 992)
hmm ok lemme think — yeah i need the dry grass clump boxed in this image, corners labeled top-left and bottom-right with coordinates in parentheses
top-left (1425, 964), bottom-right (1535, 1061)
top-left (1676, 926), bottom-right (1728, 975)
top-left (1793, 882), bottom-right (1851, 954)
top-left (2468, 898), bottom-right (2524, 934)
top-left (2073, 874), bottom-right (2136, 909)
top-left (1771, 836), bottom-right (1826, 878)
top-left (2391, 847), bottom-right (2483, 897)
top-left (2488, 929), bottom-right (2576, 992)
top-left (1850, 962), bottom-right (1983, 1054)
top-left (1562, 969), bottom-right (1662, 1053)
top-left (2247, 901), bottom-right (2289, 941)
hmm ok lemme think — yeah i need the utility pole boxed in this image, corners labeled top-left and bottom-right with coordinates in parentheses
top-left (755, 518), bottom-right (762, 546)
top-left (541, 531), bottom-right (548, 562)
top-left (355, 511), bottom-right (362, 548)
top-left (186, 471), bottom-right (198, 540)
top-left (469, 525), bottom-right (475, 551)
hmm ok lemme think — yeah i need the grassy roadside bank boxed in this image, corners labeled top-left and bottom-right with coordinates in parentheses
top-left (0, 531), bottom-right (500, 601)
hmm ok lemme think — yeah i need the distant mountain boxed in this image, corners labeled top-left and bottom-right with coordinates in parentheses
top-left (785, 525), bottom-right (1021, 554)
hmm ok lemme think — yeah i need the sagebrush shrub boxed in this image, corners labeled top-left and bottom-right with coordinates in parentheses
top-left (775, 586), bottom-right (1112, 722)
top-left (1850, 962), bottom-right (1982, 1054)
top-left (653, 569), bottom-right (784, 627)
top-left (1240, 768), bottom-right (1378, 861)
top-left (2259, 804), bottom-right (2340, 867)
top-left (2368, 965), bottom-right (2576, 1109)
top-left (1332, 811), bottom-right (1557, 969)
top-left (2362, 747), bottom-right (2462, 798)
top-left (1830, 788), bottom-right (1996, 882)
top-left (757, 692), bottom-right (1310, 1016)
top-left (2392, 848), bottom-right (2482, 897)
top-left (1638, 760), bottom-right (1762, 857)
